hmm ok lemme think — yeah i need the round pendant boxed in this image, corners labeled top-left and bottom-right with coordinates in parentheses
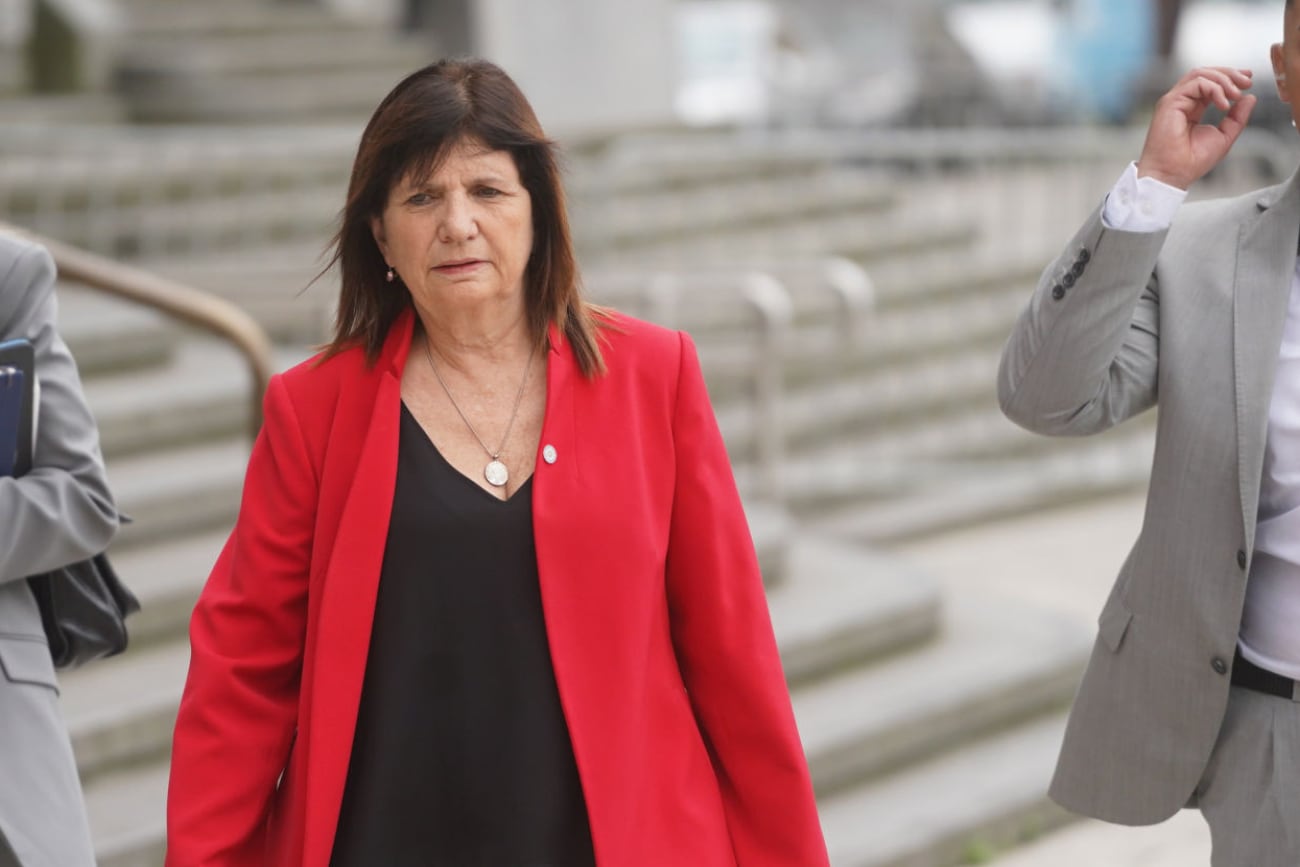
top-left (484, 459), bottom-right (509, 487)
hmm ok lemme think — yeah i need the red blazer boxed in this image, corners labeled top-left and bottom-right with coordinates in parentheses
top-left (165, 309), bottom-right (829, 866)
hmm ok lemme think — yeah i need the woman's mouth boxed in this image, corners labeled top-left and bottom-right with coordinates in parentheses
top-left (434, 258), bottom-right (484, 274)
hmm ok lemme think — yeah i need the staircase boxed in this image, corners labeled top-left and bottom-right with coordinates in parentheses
top-left (12, 124), bottom-right (1282, 864)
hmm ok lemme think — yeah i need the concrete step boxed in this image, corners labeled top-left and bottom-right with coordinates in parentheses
top-left (123, 29), bottom-right (433, 78)
top-left (820, 712), bottom-right (1075, 867)
top-left (57, 285), bottom-right (177, 376)
top-left (584, 209), bottom-right (979, 268)
top-left (84, 760), bottom-right (168, 867)
top-left (771, 535), bottom-right (941, 684)
top-left (0, 134), bottom-right (355, 212)
top-left (572, 171), bottom-right (895, 249)
top-left (62, 640), bottom-right (188, 784)
top-left (109, 529), bottom-right (228, 649)
top-left (107, 437), bottom-right (249, 550)
top-left (796, 591), bottom-right (1089, 797)
top-left (734, 410), bottom-right (1154, 515)
top-left (812, 428), bottom-right (1156, 544)
top-left (568, 148), bottom-right (891, 194)
top-left (139, 246), bottom-right (339, 343)
top-left (868, 250), bottom-right (1048, 312)
top-left (121, 67), bottom-right (416, 124)
top-left (693, 281), bottom-right (1031, 398)
top-left (0, 94), bottom-right (128, 125)
top-left (714, 346), bottom-right (1000, 463)
top-left (24, 186), bottom-right (342, 259)
top-left (83, 339), bottom-right (279, 460)
top-left (121, 0), bottom-right (362, 37)
top-left (0, 49), bottom-right (23, 94)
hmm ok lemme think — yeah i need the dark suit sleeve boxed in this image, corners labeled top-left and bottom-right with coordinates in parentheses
top-left (0, 238), bottom-right (117, 584)
top-left (663, 331), bottom-right (830, 866)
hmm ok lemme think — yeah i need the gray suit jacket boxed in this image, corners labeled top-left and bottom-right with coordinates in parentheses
top-left (998, 168), bottom-right (1300, 825)
top-left (0, 234), bottom-right (117, 866)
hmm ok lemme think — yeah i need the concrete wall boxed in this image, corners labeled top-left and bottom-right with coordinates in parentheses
top-left (471, 0), bottom-right (677, 138)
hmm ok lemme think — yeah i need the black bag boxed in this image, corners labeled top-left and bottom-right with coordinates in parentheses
top-left (27, 552), bottom-right (141, 669)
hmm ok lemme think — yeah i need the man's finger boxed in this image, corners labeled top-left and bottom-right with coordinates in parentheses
top-left (1218, 92), bottom-right (1258, 145)
top-left (1171, 77), bottom-right (1234, 114)
top-left (1175, 66), bottom-right (1253, 90)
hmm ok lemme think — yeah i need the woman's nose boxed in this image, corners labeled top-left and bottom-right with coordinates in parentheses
top-left (438, 194), bottom-right (478, 242)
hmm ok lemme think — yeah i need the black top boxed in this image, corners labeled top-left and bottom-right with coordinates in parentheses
top-left (330, 404), bottom-right (595, 867)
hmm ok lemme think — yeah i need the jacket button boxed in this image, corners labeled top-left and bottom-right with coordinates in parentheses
top-left (542, 444), bottom-right (558, 464)
top-left (1212, 657), bottom-right (1228, 676)
top-left (1062, 272), bottom-right (1076, 288)
top-left (1078, 249), bottom-right (1091, 264)
top-left (1051, 285), bottom-right (1065, 301)
top-left (1071, 261), bottom-right (1086, 278)
top-left (1237, 549), bottom-right (1248, 569)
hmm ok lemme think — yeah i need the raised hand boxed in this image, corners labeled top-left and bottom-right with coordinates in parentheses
top-left (1136, 67), bottom-right (1257, 190)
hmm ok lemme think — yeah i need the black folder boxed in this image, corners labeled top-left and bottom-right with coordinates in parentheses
top-left (0, 338), bottom-right (35, 478)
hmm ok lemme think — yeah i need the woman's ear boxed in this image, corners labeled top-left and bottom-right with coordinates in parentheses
top-left (370, 215), bottom-right (389, 261)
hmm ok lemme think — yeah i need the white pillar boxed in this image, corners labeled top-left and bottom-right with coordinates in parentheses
top-left (471, 0), bottom-right (676, 137)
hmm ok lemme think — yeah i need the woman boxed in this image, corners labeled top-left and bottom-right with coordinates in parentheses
top-left (166, 59), bottom-right (828, 867)
top-left (0, 233), bottom-right (118, 867)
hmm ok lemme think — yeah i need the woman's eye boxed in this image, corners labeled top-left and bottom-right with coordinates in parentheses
top-left (406, 193), bottom-right (431, 205)
top-left (476, 187), bottom-right (502, 198)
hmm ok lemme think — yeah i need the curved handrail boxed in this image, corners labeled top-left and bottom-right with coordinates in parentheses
top-left (0, 223), bottom-right (275, 438)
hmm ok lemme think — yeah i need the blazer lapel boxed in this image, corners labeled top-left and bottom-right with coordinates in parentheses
top-left (1235, 171), bottom-right (1300, 544)
top-left (532, 322), bottom-right (579, 541)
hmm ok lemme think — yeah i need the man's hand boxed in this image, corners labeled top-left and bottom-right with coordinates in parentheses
top-left (1136, 67), bottom-right (1256, 190)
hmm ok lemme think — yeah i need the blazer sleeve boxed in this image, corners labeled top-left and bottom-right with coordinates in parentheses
top-left (166, 375), bottom-right (317, 867)
top-left (997, 206), bottom-right (1166, 436)
top-left (0, 238), bottom-right (117, 584)
top-left (664, 332), bottom-right (830, 866)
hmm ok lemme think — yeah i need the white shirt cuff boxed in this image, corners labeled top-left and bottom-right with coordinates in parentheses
top-left (1101, 162), bottom-right (1187, 232)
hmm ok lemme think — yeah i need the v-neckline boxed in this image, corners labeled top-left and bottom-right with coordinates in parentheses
top-left (399, 401), bottom-right (534, 504)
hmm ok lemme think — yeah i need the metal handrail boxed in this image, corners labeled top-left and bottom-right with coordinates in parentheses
top-left (635, 269), bottom-right (793, 504)
top-left (1, 223), bottom-right (275, 438)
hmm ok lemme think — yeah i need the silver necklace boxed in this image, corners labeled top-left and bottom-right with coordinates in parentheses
top-left (422, 336), bottom-right (536, 488)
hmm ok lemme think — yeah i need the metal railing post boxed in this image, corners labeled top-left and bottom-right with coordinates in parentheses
top-left (740, 272), bottom-right (793, 504)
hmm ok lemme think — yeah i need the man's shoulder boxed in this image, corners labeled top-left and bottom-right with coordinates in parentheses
top-left (0, 232), bottom-right (46, 263)
top-left (0, 233), bottom-right (53, 288)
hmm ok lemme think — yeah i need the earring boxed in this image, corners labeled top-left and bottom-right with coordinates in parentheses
top-left (385, 267), bottom-right (395, 283)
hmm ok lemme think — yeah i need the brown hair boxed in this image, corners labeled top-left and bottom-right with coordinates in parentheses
top-left (321, 58), bottom-right (606, 377)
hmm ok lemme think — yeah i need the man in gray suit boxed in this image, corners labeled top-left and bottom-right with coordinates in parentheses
top-left (999, 2), bottom-right (1300, 861)
top-left (0, 233), bottom-right (118, 867)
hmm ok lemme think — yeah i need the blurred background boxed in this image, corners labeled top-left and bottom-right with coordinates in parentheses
top-left (2, 0), bottom-right (1293, 864)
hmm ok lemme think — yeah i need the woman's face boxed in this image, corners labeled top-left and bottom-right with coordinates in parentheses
top-left (372, 139), bottom-right (534, 317)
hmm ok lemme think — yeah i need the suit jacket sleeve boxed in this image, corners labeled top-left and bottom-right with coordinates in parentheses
top-left (167, 375), bottom-right (316, 867)
top-left (997, 206), bottom-right (1167, 436)
top-left (0, 237), bottom-right (116, 584)
top-left (664, 332), bottom-right (830, 866)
